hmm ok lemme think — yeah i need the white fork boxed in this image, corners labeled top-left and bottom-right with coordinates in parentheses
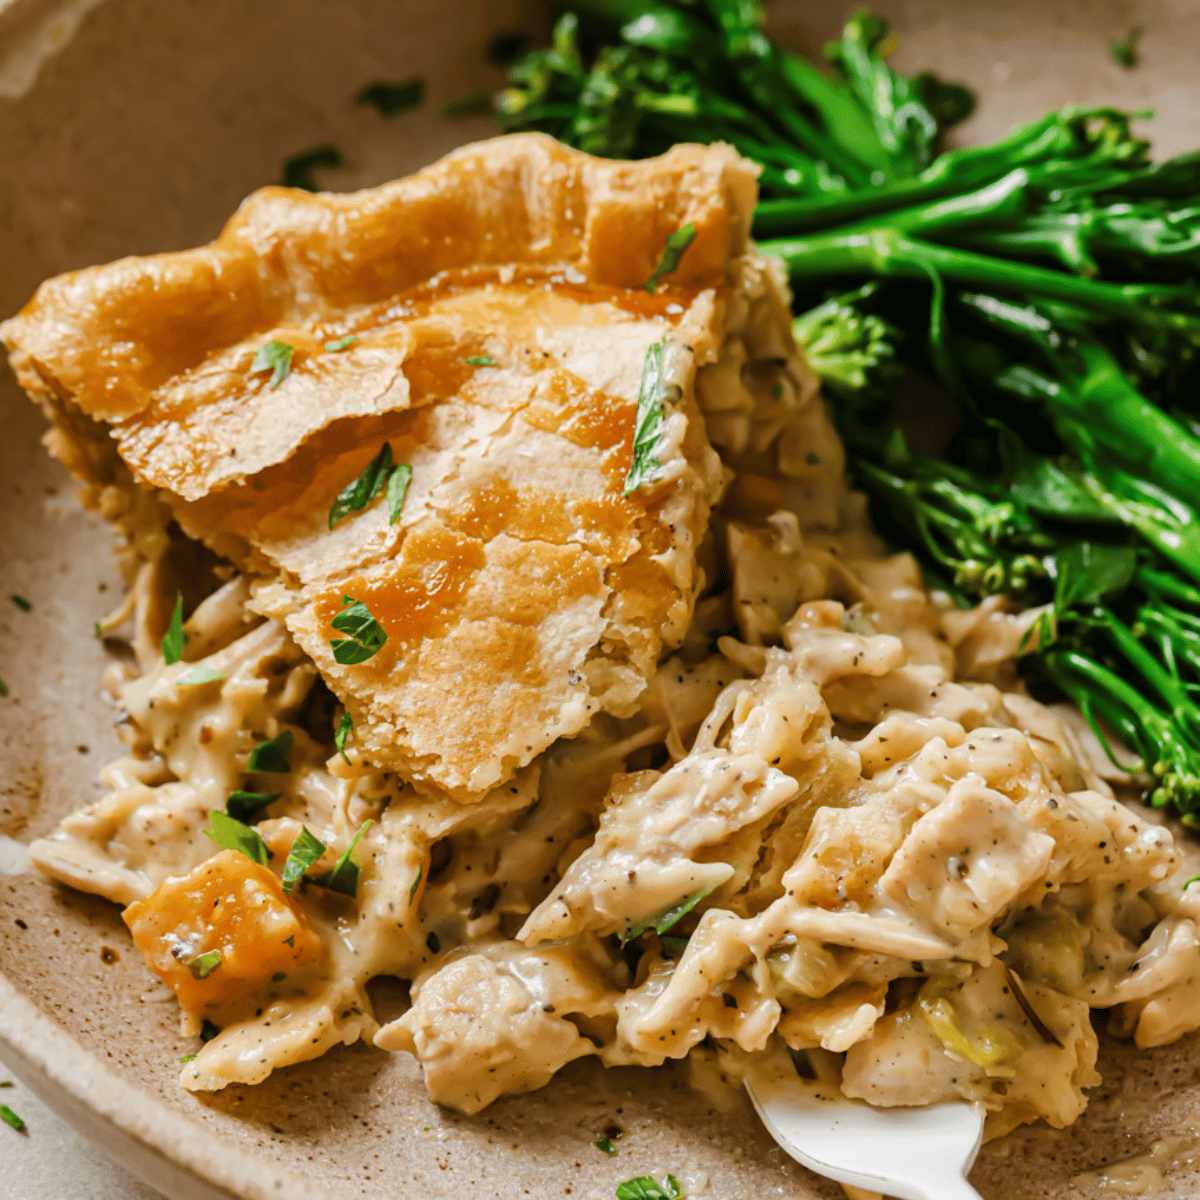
top-left (745, 1067), bottom-right (985, 1200)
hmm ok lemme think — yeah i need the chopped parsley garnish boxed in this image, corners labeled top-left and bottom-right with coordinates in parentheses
top-left (442, 92), bottom-right (492, 118)
top-left (310, 820), bottom-right (372, 898)
top-left (282, 144), bottom-right (342, 191)
top-left (200, 1019), bottom-right (219, 1043)
top-left (330, 443), bottom-right (393, 529)
top-left (0, 1104), bottom-right (25, 1133)
top-left (625, 337), bottom-right (669, 496)
top-left (355, 77), bottom-right (425, 117)
top-left (281, 826), bottom-right (326, 894)
top-left (0, 1081), bottom-right (11, 1087)
top-left (187, 950), bottom-right (222, 979)
top-left (594, 1137), bottom-right (618, 1155)
top-left (328, 443), bottom-right (412, 529)
top-left (408, 863), bottom-right (423, 906)
top-left (176, 664), bottom-right (227, 688)
top-left (203, 809), bottom-right (269, 866)
top-left (465, 353), bottom-right (497, 366)
top-left (180, 1054), bottom-right (197, 1064)
top-left (644, 223), bottom-right (696, 294)
top-left (615, 1176), bottom-right (681, 1200)
top-left (248, 729), bottom-right (293, 773)
top-left (1110, 24), bottom-right (1144, 69)
top-left (0, 679), bottom-right (8, 697)
top-left (325, 335), bottom-right (358, 352)
top-left (329, 596), bottom-right (387, 665)
top-left (226, 790), bottom-right (281, 823)
top-left (161, 594), bottom-right (185, 664)
top-left (623, 881), bottom-right (719, 943)
top-left (250, 339), bottom-right (294, 390)
top-left (9, 595), bottom-right (30, 612)
top-left (334, 711), bottom-right (353, 764)
top-left (488, 30), bottom-right (533, 66)
top-left (94, 621), bottom-right (103, 638)
top-left (387, 463), bottom-right (412, 525)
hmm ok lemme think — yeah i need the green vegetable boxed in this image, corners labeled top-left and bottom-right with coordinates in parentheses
top-left (281, 826), bottom-right (326, 894)
top-left (180, 1054), bottom-right (197, 1064)
top-left (9, 595), bottom-right (30, 612)
top-left (615, 1175), bottom-right (682, 1200)
top-left (187, 950), bottom-right (222, 979)
top-left (334, 711), bottom-right (353, 764)
top-left (249, 339), bottom-right (294, 390)
top-left (355, 77), bottom-right (425, 116)
top-left (623, 880), bottom-right (719, 943)
top-left (175, 665), bottom-right (226, 688)
top-left (226, 790), bottom-right (281, 823)
top-left (310, 820), bottom-right (372, 898)
top-left (625, 337), bottom-right (669, 495)
top-left (203, 810), bottom-right (269, 866)
top-left (465, 353), bottom-right (498, 365)
top-left (0, 1104), bottom-right (25, 1133)
top-left (1110, 25), bottom-right (1144, 70)
top-left (408, 863), bottom-right (423, 906)
top-left (248, 729), bottom-right (293, 773)
top-left (328, 442), bottom-right (411, 529)
top-left (594, 1136), bottom-right (619, 1155)
top-left (0, 679), bottom-right (7, 697)
top-left (161, 594), bottom-right (185, 664)
top-left (325, 335), bottom-right (358, 352)
top-left (282, 144), bottom-right (342, 191)
top-left (329, 596), bottom-right (388, 665)
top-left (645, 222), bottom-right (696, 293)
top-left (387, 463), bottom-right (411, 525)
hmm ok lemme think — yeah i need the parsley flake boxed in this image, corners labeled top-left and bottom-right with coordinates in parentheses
top-left (161, 594), bottom-right (185, 664)
top-left (1110, 24), bottom-right (1144, 69)
top-left (623, 881), bottom-right (719, 943)
top-left (594, 1137), bottom-right (618, 1156)
top-left (465, 353), bottom-right (498, 366)
top-left (442, 92), bottom-right (492, 118)
top-left (203, 809), bottom-right (269, 866)
top-left (282, 144), bottom-right (342, 191)
top-left (645, 223), bottom-right (696, 294)
top-left (356, 77), bottom-right (425, 117)
top-left (0, 678), bottom-right (8, 696)
top-left (9, 595), bottom-right (30, 612)
top-left (248, 729), bottom-right (293, 774)
top-left (625, 338), bottom-right (672, 495)
top-left (250, 339), bottom-right (294, 390)
top-left (282, 826), bottom-right (327, 894)
top-left (226, 790), bottom-right (281, 823)
top-left (329, 443), bottom-right (394, 529)
top-left (180, 1054), bottom-right (197, 1064)
top-left (187, 949), bottom-right (222, 979)
top-left (310, 820), bottom-right (372, 898)
top-left (615, 1176), bottom-right (681, 1200)
top-left (0, 1104), bottom-right (25, 1133)
top-left (334, 711), bottom-right (353, 764)
top-left (176, 664), bottom-right (226, 688)
top-left (387, 463), bottom-right (412, 525)
top-left (325, 335), bottom-right (358, 352)
top-left (0, 1081), bottom-right (11, 1087)
top-left (329, 596), bottom-right (387, 665)
top-left (408, 863), bottom-right (423, 906)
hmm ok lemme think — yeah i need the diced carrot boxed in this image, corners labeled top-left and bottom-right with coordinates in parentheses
top-left (123, 849), bottom-right (325, 1012)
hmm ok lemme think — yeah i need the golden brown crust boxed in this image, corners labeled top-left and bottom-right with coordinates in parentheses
top-left (2, 133), bottom-right (758, 798)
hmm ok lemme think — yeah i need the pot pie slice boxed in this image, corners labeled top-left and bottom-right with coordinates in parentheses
top-left (0, 132), bottom-right (772, 799)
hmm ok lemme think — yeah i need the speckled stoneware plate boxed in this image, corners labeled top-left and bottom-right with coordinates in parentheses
top-left (4, 2), bottom-right (1200, 1197)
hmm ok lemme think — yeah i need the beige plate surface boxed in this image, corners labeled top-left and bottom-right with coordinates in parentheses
top-left (3, 1), bottom-right (1200, 1197)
